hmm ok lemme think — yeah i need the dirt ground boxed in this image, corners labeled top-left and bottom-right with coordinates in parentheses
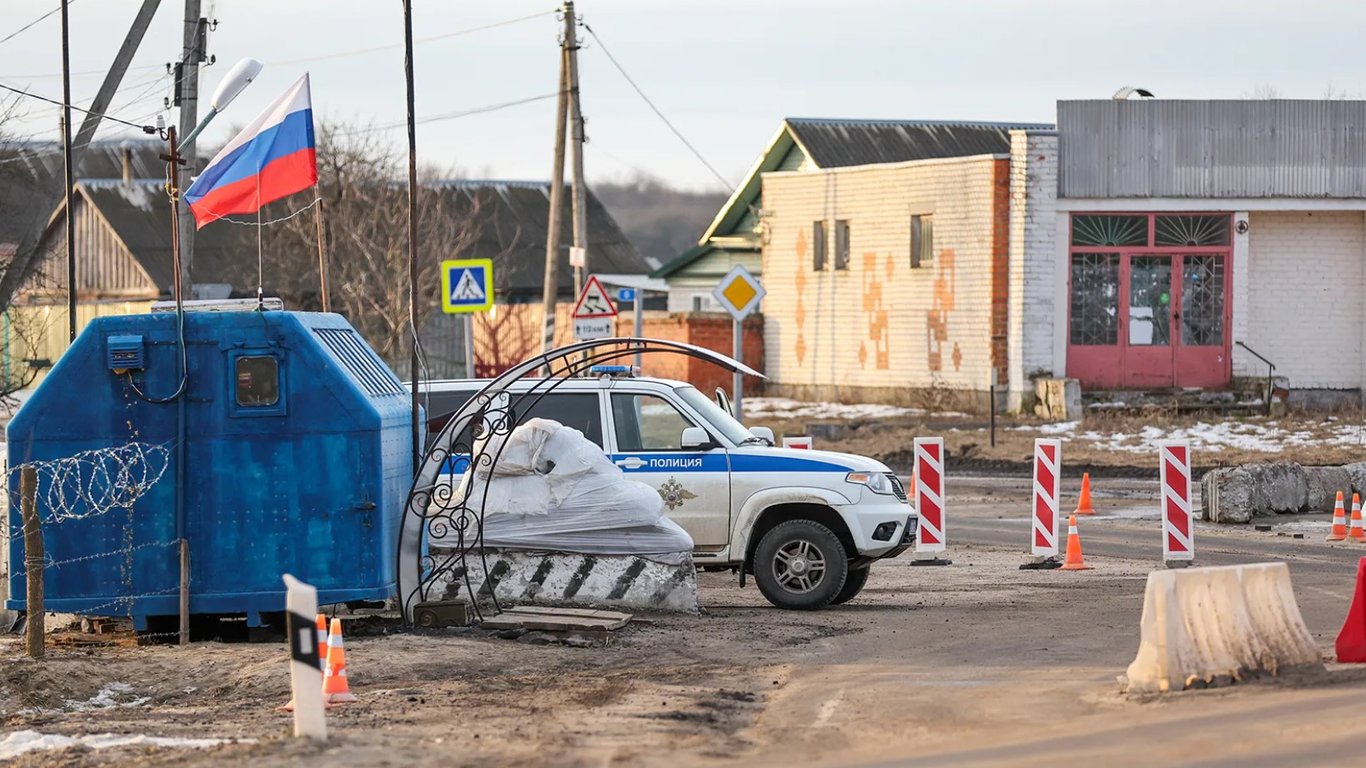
top-left (6, 476), bottom-right (1366, 766)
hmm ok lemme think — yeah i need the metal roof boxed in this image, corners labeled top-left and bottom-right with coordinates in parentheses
top-left (784, 118), bottom-right (1053, 169)
top-left (1059, 100), bottom-right (1366, 198)
top-left (38, 178), bottom-right (648, 300)
top-left (74, 180), bottom-right (258, 293)
top-left (424, 180), bottom-right (650, 298)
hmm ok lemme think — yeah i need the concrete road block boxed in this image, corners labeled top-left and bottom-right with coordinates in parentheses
top-left (1121, 562), bottom-right (1321, 694)
top-left (431, 549), bottom-right (699, 614)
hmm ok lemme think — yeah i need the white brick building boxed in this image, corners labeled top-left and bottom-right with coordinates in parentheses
top-left (762, 154), bottom-right (1009, 404)
top-left (1013, 99), bottom-right (1366, 409)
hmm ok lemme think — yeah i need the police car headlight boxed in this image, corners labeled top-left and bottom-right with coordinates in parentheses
top-left (845, 471), bottom-right (893, 495)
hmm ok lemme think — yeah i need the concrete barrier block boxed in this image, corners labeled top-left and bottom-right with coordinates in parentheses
top-left (1344, 462), bottom-right (1366, 500)
top-left (1122, 562), bottom-right (1321, 694)
top-left (1305, 467), bottom-right (1353, 512)
top-left (431, 549), bottom-right (699, 614)
top-left (1251, 462), bottom-right (1309, 514)
top-left (1202, 467), bottom-right (1252, 523)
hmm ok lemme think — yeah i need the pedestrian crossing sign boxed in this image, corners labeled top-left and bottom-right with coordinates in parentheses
top-left (441, 258), bottom-right (494, 313)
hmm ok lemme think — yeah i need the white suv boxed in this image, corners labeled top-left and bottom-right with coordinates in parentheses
top-left (419, 371), bottom-right (917, 609)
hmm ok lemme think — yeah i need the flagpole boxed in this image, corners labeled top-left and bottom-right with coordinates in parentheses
top-left (315, 186), bottom-right (330, 312)
top-left (256, 190), bottom-right (264, 311)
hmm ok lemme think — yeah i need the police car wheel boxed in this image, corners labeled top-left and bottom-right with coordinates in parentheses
top-left (754, 520), bottom-right (849, 610)
top-left (830, 566), bottom-right (870, 605)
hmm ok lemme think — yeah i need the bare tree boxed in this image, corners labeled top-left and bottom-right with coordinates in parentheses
top-left (0, 95), bottom-right (55, 317)
top-left (0, 96), bottom-right (58, 399)
top-left (264, 121), bottom-right (495, 375)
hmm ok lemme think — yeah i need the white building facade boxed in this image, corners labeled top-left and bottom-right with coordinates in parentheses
top-left (1010, 99), bottom-right (1366, 409)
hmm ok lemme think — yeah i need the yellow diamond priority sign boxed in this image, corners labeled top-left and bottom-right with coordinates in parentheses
top-left (712, 265), bottom-right (765, 321)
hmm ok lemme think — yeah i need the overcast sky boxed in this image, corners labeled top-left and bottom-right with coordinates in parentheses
top-left (3, 0), bottom-right (1365, 192)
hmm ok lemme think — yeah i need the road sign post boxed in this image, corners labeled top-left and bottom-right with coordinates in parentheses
top-left (1160, 441), bottom-right (1194, 567)
top-left (573, 274), bottom-right (618, 341)
top-left (1030, 439), bottom-right (1062, 562)
top-left (441, 259), bottom-right (494, 378)
top-left (711, 265), bottom-right (765, 420)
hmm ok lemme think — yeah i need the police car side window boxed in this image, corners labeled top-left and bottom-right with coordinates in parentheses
top-left (519, 393), bottom-right (602, 447)
top-left (611, 393), bottom-right (696, 452)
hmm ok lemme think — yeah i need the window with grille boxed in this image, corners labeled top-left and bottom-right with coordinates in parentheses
top-left (911, 214), bottom-right (933, 268)
top-left (1069, 253), bottom-right (1120, 345)
top-left (812, 221), bottom-right (827, 271)
top-left (834, 220), bottom-right (850, 270)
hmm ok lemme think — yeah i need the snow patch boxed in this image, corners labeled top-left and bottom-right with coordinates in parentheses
top-left (64, 682), bottom-right (150, 711)
top-left (0, 730), bottom-right (248, 759)
top-left (1014, 420), bottom-right (1366, 454)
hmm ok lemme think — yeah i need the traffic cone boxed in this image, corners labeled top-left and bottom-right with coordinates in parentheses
top-left (1073, 472), bottom-right (1096, 516)
top-left (1328, 491), bottom-right (1349, 542)
top-left (1336, 557), bottom-right (1366, 662)
top-left (1350, 494), bottom-right (1366, 543)
top-left (322, 618), bottom-right (357, 704)
top-left (316, 614), bottom-right (329, 671)
top-left (1059, 514), bottom-right (1092, 571)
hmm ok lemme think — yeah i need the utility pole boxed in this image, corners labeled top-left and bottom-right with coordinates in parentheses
top-left (60, 0), bottom-right (75, 342)
top-left (72, 0), bottom-right (162, 155)
top-left (566, 1), bottom-right (587, 303)
top-left (403, 0), bottom-right (420, 469)
top-left (539, 3), bottom-right (572, 356)
top-left (175, 0), bottom-right (208, 300)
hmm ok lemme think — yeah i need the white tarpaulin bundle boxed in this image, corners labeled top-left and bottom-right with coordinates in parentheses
top-left (436, 418), bottom-right (693, 560)
top-left (1121, 562), bottom-right (1323, 694)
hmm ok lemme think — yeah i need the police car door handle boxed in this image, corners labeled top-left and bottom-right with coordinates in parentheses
top-left (615, 457), bottom-right (646, 469)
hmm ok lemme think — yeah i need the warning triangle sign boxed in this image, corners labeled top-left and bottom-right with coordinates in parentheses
top-left (451, 268), bottom-right (486, 302)
top-left (572, 275), bottom-right (618, 319)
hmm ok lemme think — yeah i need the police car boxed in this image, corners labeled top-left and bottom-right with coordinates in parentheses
top-left (420, 368), bottom-right (917, 610)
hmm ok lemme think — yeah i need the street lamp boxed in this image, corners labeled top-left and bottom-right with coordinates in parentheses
top-left (180, 57), bottom-right (263, 149)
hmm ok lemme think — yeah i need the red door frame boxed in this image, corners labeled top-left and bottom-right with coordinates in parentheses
top-left (1066, 213), bottom-right (1233, 390)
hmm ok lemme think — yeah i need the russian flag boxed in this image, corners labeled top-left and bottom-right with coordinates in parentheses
top-left (185, 74), bottom-right (317, 229)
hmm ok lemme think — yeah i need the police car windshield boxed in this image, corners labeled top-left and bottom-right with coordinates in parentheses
top-left (673, 385), bottom-right (757, 447)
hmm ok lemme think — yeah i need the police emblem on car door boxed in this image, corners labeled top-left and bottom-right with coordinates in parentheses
top-left (608, 391), bottom-right (730, 547)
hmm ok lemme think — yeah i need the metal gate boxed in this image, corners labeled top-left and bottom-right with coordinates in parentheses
top-left (396, 337), bottom-right (759, 624)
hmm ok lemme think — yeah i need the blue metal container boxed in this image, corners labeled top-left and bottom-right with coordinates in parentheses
top-left (5, 310), bottom-right (412, 628)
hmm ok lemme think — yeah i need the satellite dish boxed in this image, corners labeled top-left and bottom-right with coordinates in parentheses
top-left (210, 58), bottom-right (264, 112)
top-left (1113, 86), bottom-right (1156, 100)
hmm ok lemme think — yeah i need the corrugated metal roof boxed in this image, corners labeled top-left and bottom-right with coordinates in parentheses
top-left (785, 118), bottom-right (1053, 168)
top-left (78, 179), bottom-right (256, 292)
top-left (415, 180), bottom-right (650, 298)
top-left (48, 178), bottom-right (648, 300)
top-left (1, 139), bottom-right (180, 248)
top-left (1059, 100), bottom-right (1366, 198)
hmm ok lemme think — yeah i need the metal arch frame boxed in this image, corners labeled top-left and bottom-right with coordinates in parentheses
top-left (396, 336), bottom-right (763, 623)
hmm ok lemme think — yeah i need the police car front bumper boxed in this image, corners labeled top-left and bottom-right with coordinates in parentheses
top-left (840, 496), bottom-right (917, 558)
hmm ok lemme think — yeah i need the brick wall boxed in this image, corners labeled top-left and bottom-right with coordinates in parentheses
top-left (611, 312), bottom-right (763, 395)
top-left (760, 154), bottom-right (1007, 398)
top-left (472, 304), bottom-right (763, 395)
top-left (1244, 211), bottom-right (1366, 388)
top-left (1007, 131), bottom-right (1059, 408)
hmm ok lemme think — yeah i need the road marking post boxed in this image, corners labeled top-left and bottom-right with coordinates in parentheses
top-left (1159, 441), bottom-right (1194, 567)
top-left (911, 437), bottom-right (951, 566)
top-left (1021, 439), bottom-right (1063, 569)
top-left (281, 574), bottom-right (327, 739)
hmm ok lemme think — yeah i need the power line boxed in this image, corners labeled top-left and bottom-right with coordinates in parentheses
top-left (0, 1), bottom-right (74, 48)
top-left (580, 21), bottom-right (733, 192)
top-left (0, 81), bottom-right (156, 132)
top-left (270, 9), bottom-right (557, 66)
top-left (333, 92), bottom-right (561, 137)
top-left (4, 7), bottom-right (559, 80)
